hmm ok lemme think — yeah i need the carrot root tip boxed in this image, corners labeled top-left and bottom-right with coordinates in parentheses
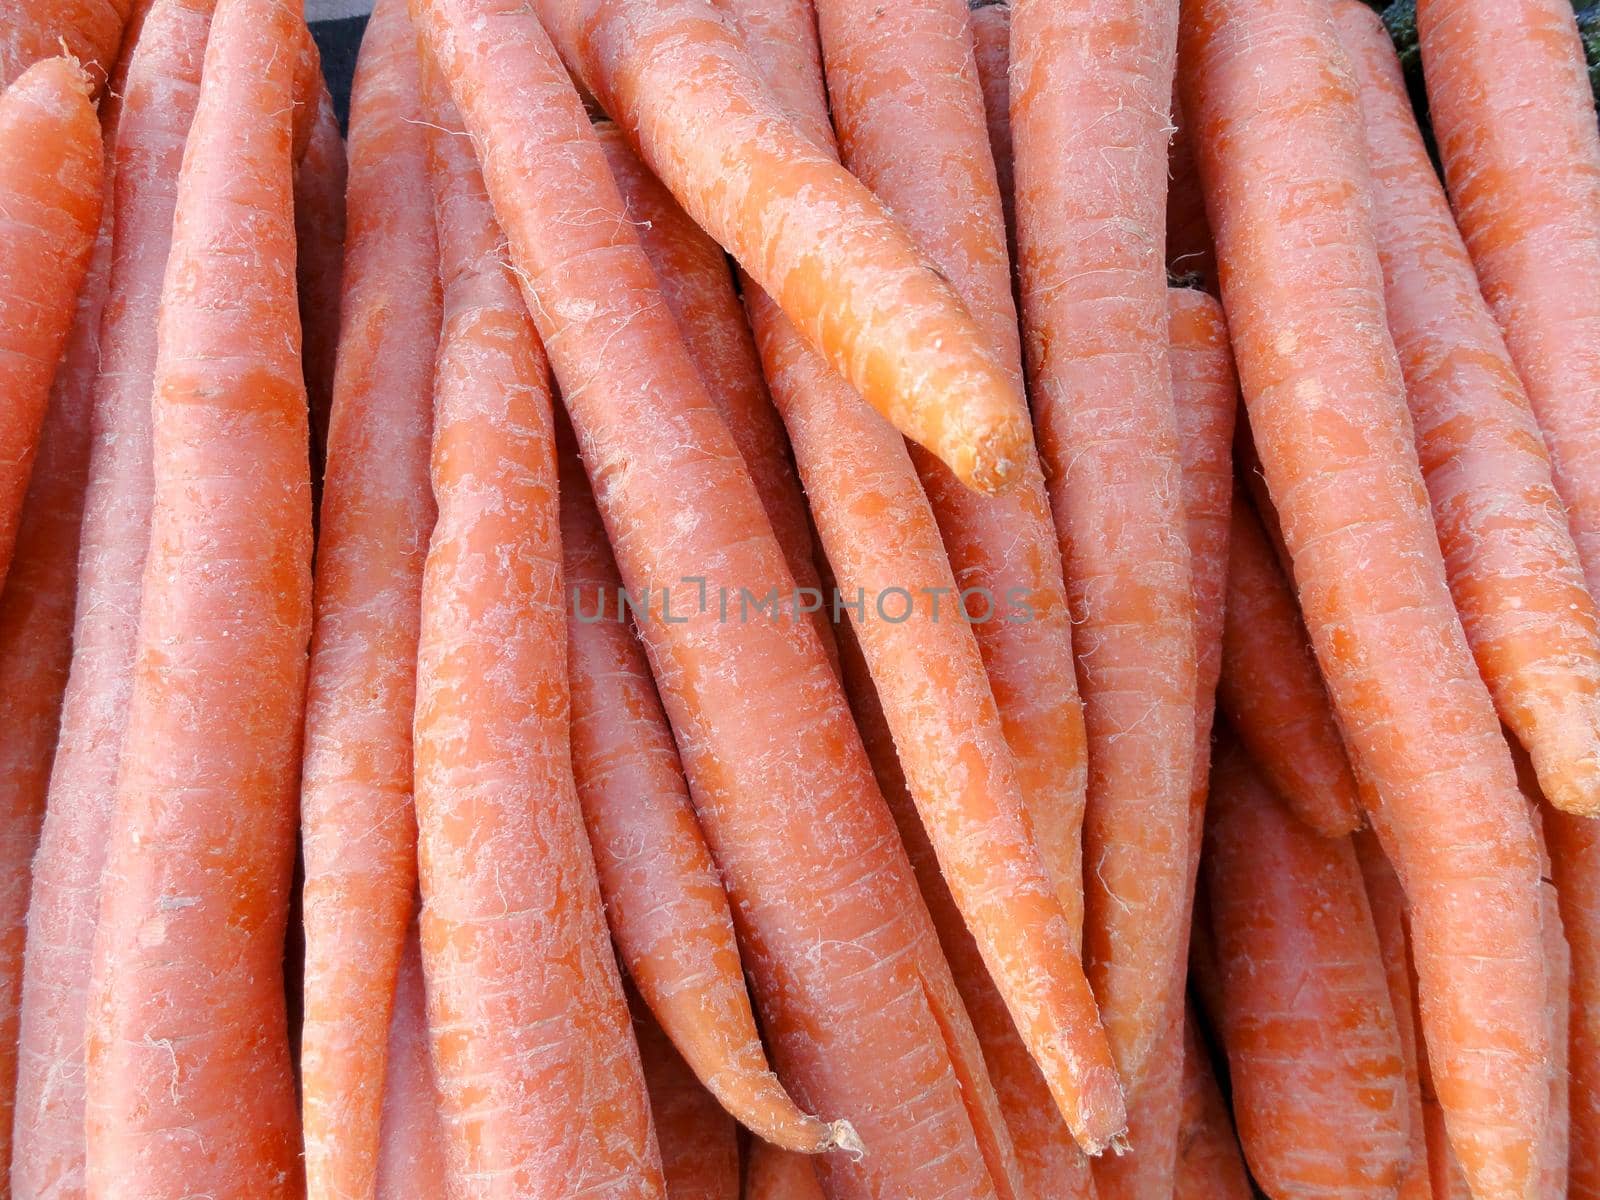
top-left (825, 1118), bottom-right (866, 1160)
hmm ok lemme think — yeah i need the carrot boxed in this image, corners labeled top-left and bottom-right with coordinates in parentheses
top-left (1338, 0), bottom-right (1600, 819)
top-left (413, 2), bottom-right (1024, 1192)
top-left (412, 69), bottom-right (663, 1197)
top-left (1538, 840), bottom-right (1572, 1200)
top-left (0, 0), bottom-right (136, 91)
top-left (631, 993), bottom-right (741, 1200)
top-left (967, 0), bottom-right (1016, 266)
top-left (1217, 491), bottom-right (1364, 838)
top-left (1425, 1102), bottom-right (1477, 1200)
top-left (590, 124), bottom-right (832, 663)
top-left (1417, 0), bottom-right (1600, 602)
top-left (1180, 2), bottom-right (1552, 1190)
top-left (1171, 1011), bottom-right (1252, 1200)
top-left (1545, 807), bottom-right (1600, 1198)
top-left (0, 58), bottom-right (103, 588)
top-left (11, 7), bottom-right (210, 1193)
top-left (744, 1141), bottom-right (826, 1200)
top-left (83, 0), bottom-right (312, 1190)
top-left (298, 3), bottom-right (440, 1196)
top-left (1013, 0), bottom-right (1195, 1092)
top-left (1166, 104), bottom-right (1215, 288)
top-left (294, 80), bottom-right (346, 477)
top-left (1202, 736), bottom-right (1410, 1197)
top-left (559, 418), bottom-right (847, 1155)
top-left (374, 929), bottom-right (453, 1200)
top-left (1351, 830), bottom-right (1431, 1200)
top-left (528, 0), bottom-right (1031, 495)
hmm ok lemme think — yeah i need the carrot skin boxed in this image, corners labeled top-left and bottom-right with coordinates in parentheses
top-left (294, 82), bottom-right (346, 478)
top-left (298, 3), bottom-right (440, 1196)
top-left (967, 0), bottom-right (1016, 268)
top-left (1171, 1011), bottom-right (1252, 1200)
top-left (631, 995), bottom-right (741, 1200)
top-left (1547, 807), bottom-right (1600, 1198)
top-left (1181, 2), bottom-right (1552, 1192)
top-left (413, 70), bottom-right (663, 1198)
top-left (0, 0), bottom-right (137, 91)
top-left (374, 929), bottom-right (454, 1200)
top-left (84, 0), bottom-right (312, 1192)
top-left (1337, 0), bottom-right (1600, 819)
top-left (745, 1141), bottom-right (827, 1200)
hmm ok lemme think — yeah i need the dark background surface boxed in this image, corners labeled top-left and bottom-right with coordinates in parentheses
top-left (309, 13), bottom-right (369, 131)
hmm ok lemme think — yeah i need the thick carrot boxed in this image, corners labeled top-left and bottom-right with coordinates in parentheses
top-left (294, 81), bottom-right (346, 476)
top-left (1181, 3), bottom-right (1552, 1190)
top-left (966, 0), bottom-right (1016, 268)
top-left (631, 993), bottom-right (741, 1200)
top-left (83, 0), bottom-right (312, 1191)
top-left (11, 7), bottom-right (209, 1193)
top-left (591, 124), bottom-right (832, 663)
top-left (413, 3), bottom-right (1024, 1193)
top-left (1546, 807), bottom-right (1600, 1198)
top-left (744, 1141), bottom-right (826, 1200)
top-left (1171, 1011), bottom-right (1252, 1200)
top-left (298, 3), bottom-right (440, 1196)
top-left (374, 930), bottom-right (453, 1200)
top-left (0, 0), bottom-right (136, 90)
top-left (1339, 0), bottom-right (1600, 819)
top-left (413, 70), bottom-right (664, 1198)
top-left (1202, 738), bottom-right (1410, 1197)
top-left (1013, 0), bottom-right (1196, 1091)
top-left (1417, 0), bottom-right (1600, 602)
top-left (816, 0), bottom-right (1092, 949)
top-left (560, 420), bottom-right (846, 1155)
top-left (0, 59), bottom-right (102, 587)
top-left (529, 0), bottom-right (1031, 495)
top-left (1218, 491), bottom-right (1364, 838)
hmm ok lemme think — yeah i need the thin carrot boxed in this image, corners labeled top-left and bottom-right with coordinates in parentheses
top-left (528, 0), bottom-right (1032, 495)
top-left (1417, 0), bottom-right (1600, 603)
top-left (1545, 806), bottom-right (1600, 1198)
top-left (1202, 736), bottom-right (1410, 1197)
top-left (1013, 0), bottom-right (1196, 1092)
top-left (83, 0), bottom-right (312, 1191)
top-left (374, 929), bottom-right (453, 1200)
top-left (630, 993), bottom-right (741, 1200)
top-left (591, 124), bottom-right (833, 663)
top-left (967, 0), bottom-right (1016, 267)
top-left (11, 7), bottom-right (210, 1193)
top-left (413, 71), bottom-right (663, 1197)
top-left (298, 3), bottom-right (440, 1196)
top-left (0, 0), bottom-right (136, 90)
top-left (0, 58), bottom-right (103, 588)
top-left (559, 418), bottom-right (847, 1155)
top-left (1218, 490), bottom-right (1363, 838)
top-left (1538, 832), bottom-right (1572, 1200)
top-left (1171, 1011), bottom-right (1252, 1200)
top-left (413, 2), bottom-right (1025, 1192)
top-left (1338, 0), bottom-right (1600, 819)
top-left (744, 1141), bottom-right (826, 1200)
top-left (294, 80), bottom-right (346, 477)
top-left (1181, 3), bottom-right (1552, 1190)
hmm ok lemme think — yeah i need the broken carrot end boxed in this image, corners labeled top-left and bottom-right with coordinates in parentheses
top-left (826, 1119), bottom-right (866, 1161)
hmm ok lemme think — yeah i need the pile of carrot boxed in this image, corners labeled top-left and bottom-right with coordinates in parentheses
top-left (0, 0), bottom-right (1598, 1195)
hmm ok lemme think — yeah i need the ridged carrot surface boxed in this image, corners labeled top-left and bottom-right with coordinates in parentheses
top-left (413, 73), bottom-right (663, 1197)
top-left (1171, 1012), bottom-right (1252, 1200)
top-left (1013, 0), bottom-right (1195, 1092)
top-left (967, 0), bottom-right (1016, 263)
top-left (12, 9), bottom-right (208, 1193)
top-left (294, 83), bottom-right (346, 475)
top-left (373, 931), bottom-right (453, 1200)
top-left (84, 0), bottom-right (312, 1192)
top-left (630, 995), bottom-right (741, 1200)
top-left (0, 0), bottom-right (136, 91)
top-left (1181, 3), bottom-right (1551, 1191)
top-left (299, 2), bottom-right (440, 1195)
top-left (1547, 806), bottom-right (1600, 1198)
top-left (1339, 0), bottom-right (1600, 819)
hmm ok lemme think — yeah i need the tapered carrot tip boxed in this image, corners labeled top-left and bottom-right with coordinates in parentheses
top-left (17, 56), bottom-right (96, 105)
top-left (826, 1120), bottom-right (865, 1159)
top-left (1079, 1063), bottom-right (1132, 1157)
top-left (952, 410), bottom-right (1027, 495)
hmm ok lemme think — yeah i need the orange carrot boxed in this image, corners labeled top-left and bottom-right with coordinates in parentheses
top-left (11, 7), bottom-right (211, 1192)
top-left (83, 0), bottom-right (312, 1191)
top-left (591, 124), bottom-right (832, 662)
top-left (413, 2), bottom-right (1024, 1192)
top-left (1338, 0), bottom-right (1600, 819)
top-left (529, 0), bottom-right (1032, 495)
top-left (1202, 737), bottom-right (1410, 1197)
top-left (298, 3), bottom-right (440, 1196)
top-left (0, 58), bottom-right (103, 588)
top-left (631, 993), bottom-right (741, 1200)
top-left (1418, 0), bottom-right (1600, 604)
top-left (294, 81), bottom-right (346, 476)
top-left (1546, 806), bottom-right (1600, 1198)
top-left (816, 0), bottom-right (1092, 948)
top-left (967, 0), bottom-right (1016, 267)
top-left (744, 1141), bottom-right (826, 1200)
top-left (412, 69), bottom-right (663, 1197)
top-left (1539, 837), bottom-right (1572, 1200)
top-left (0, 0), bottom-right (136, 91)
top-left (559, 419), bottom-right (846, 1155)
top-left (1013, 0), bottom-right (1196, 1091)
top-left (1171, 1011), bottom-right (1252, 1200)
top-left (1181, 3), bottom-right (1551, 1189)
top-left (373, 929), bottom-right (453, 1200)
top-left (1218, 490), bottom-right (1364, 838)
